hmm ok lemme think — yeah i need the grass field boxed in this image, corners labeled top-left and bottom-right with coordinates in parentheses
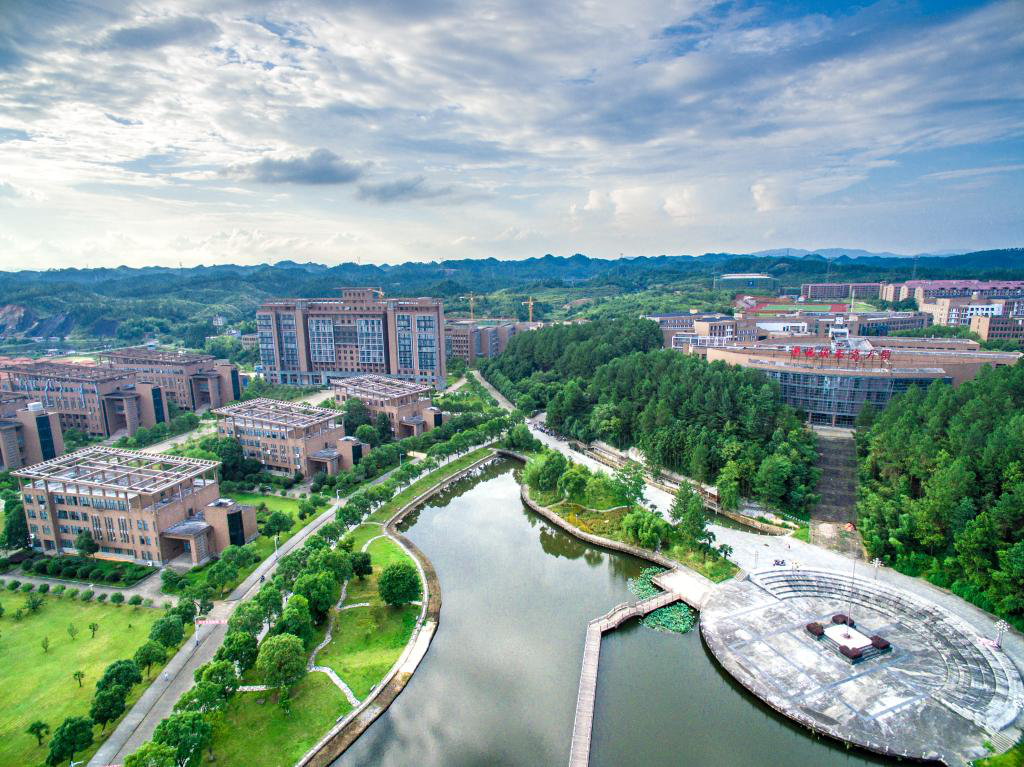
top-left (320, 535), bottom-right (419, 698)
top-left (974, 740), bottom-right (1023, 766)
top-left (0, 597), bottom-right (169, 767)
top-left (212, 673), bottom-right (352, 767)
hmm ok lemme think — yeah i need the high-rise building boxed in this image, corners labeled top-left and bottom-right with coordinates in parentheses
top-left (0, 394), bottom-right (64, 470)
top-left (101, 346), bottom-right (242, 410)
top-left (15, 447), bottom-right (257, 565)
top-left (0, 362), bottom-right (169, 438)
top-left (256, 288), bottom-right (446, 388)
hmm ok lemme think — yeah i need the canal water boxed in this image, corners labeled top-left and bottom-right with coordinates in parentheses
top-left (335, 458), bottom-right (894, 767)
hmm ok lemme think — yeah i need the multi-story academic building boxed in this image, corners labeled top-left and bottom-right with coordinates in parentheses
top-left (0, 394), bottom-right (64, 470)
top-left (444, 319), bottom-right (522, 364)
top-left (881, 280), bottom-right (1024, 304)
top-left (331, 374), bottom-right (447, 438)
top-left (970, 315), bottom-right (1024, 344)
top-left (101, 346), bottom-right (242, 410)
top-left (919, 297), bottom-right (1024, 327)
top-left (15, 447), bottom-right (257, 566)
top-left (706, 340), bottom-right (1020, 427)
top-left (0, 362), bottom-right (169, 438)
top-left (256, 288), bottom-right (445, 388)
top-left (213, 397), bottom-right (370, 477)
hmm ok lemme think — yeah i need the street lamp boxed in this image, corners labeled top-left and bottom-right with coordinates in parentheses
top-left (871, 557), bottom-right (883, 579)
top-left (995, 619), bottom-right (1010, 649)
top-left (274, 534), bottom-right (280, 562)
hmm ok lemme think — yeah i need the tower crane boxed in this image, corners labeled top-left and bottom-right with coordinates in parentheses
top-left (522, 296), bottom-right (535, 323)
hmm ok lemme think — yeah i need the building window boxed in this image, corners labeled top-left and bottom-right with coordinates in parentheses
top-left (357, 319), bottom-right (385, 364)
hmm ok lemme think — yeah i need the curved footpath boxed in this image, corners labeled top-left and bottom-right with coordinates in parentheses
top-left (294, 449), bottom-right (500, 767)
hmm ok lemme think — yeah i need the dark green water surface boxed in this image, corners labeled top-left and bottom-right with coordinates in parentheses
top-left (336, 458), bottom-right (894, 767)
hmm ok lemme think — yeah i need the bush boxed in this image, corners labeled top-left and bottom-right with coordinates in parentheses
top-left (89, 566), bottom-right (105, 581)
top-left (81, 589), bottom-right (94, 602)
top-left (32, 559), bottom-right (50, 574)
top-left (128, 594), bottom-right (143, 606)
top-left (37, 583), bottom-right (49, 594)
top-left (20, 582), bottom-right (34, 593)
top-left (52, 584), bottom-right (66, 597)
top-left (7, 580), bottom-right (20, 591)
top-left (110, 593), bottom-right (124, 605)
top-left (144, 598), bottom-right (154, 607)
top-left (97, 593), bottom-right (108, 603)
top-left (66, 588), bottom-right (79, 599)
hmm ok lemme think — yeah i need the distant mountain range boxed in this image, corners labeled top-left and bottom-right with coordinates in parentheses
top-left (751, 248), bottom-right (960, 259)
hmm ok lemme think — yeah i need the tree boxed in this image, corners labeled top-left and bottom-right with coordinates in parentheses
top-left (26, 594), bottom-right (44, 613)
top-left (274, 594), bottom-right (314, 646)
top-left (90, 684), bottom-right (127, 733)
top-left (134, 641), bottom-right (166, 678)
top-left (46, 716), bottom-right (94, 766)
top-left (73, 670), bottom-right (85, 688)
top-left (217, 631), bottom-right (259, 672)
top-left (557, 464), bottom-right (589, 503)
top-left (621, 508), bottom-right (670, 549)
top-left (673, 485), bottom-right (716, 557)
top-left (41, 636), bottom-right (50, 654)
top-left (67, 623), bottom-right (79, 641)
top-left (197, 659), bottom-right (239, 699)
top-left (74, 529), bottom-right (99, 557)
top-left (89, 621), bottom-right (99, 638)
top-left (611, 463), bottom-right (647, 507)
top-left (352, 551), bottom-right (372, 579)
top-left (377, 562), bottom-right (421, 606)
top-left (174, 680), bottom-right (228, 715)
top-left (2, 502), bottom-right (29, 549)
top-left (150, 615), bottom-right (184, 648)
top-left (153, 711), bottom-right (212, 767)
top-left (97, 658), bottom-right (142, 692)
top-left (124, 740), bottom-right (177, 767)
top-left (342, 397), bottom-right (371, 432)
top-left (26, 720), bottom-right (49, 747)
top-left (293, 570), bottom-right (339, 623)
top-left (205, 557), bottom-right (238, 597)
top-left (355, 423), bottom-right (380, 447)
top-left (255, 633), bottom-right (307, 699)
top-left (263, 511), bottom-right (293, 537)
top-left (374, 412), bottom-right (393, 443)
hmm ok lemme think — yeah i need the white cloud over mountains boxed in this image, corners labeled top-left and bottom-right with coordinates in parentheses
top-left (0, 0), bottom-right (1021, 269)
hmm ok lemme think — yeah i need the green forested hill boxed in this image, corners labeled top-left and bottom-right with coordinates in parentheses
top-left (857, 361), bottom-right (1024, 627)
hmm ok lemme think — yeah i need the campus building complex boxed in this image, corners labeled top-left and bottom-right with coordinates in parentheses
top-left (213, 398), bottom-right (370, 477)
top-left (881, 279), bottom-right (1024, 304)
top-left (800, 282), bottom-right (883, 301)
top-left (0, 361), bottom-right (169, 438)
top-left (705, 340), bottom-right (1020, 427)
top-left (256, 288), bottom-right (445, 388)
top-left (919, 297), bottom-right (1024, 327)
top-left (444, 318), bottom-right (527, 364)
top-left (0, 394), bottom-right (64, 470)
top-left (331, 374), bottom-right (447, 438)
top-left (101, 347), bottom-right (242, 410)
top-left (14, 447), bottom-right (257, 566)
top-left (971, 315), bottom-right (1024, 344)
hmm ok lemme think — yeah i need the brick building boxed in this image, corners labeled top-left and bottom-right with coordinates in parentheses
top-left (0, 394), bottom-right (64, 470)
top-left (102, 346), bottom-right (242, 410)
top-left (800, 282), bottom-right (882, 301)
top-left (0, 362), bottom-right (169, 438)
top-left (213, 398), bottom-right (370, 477)
top-left (970, 315), bottom-right (1024, 345)
top-left (880, 280), bottom-right (1024, 304)
top-left (444, 319), bottom-right (521, 364)
top-left (331, 374), bottom-right (447, 438)
top-left (15, 447), bottom-right (257, 566)
top-left (256, 288), bottom-right (445, 388)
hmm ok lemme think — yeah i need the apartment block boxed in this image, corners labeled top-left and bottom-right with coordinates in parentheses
top-left (880, 280), bottom-right (1024, 304)
top-left (15, 447), bottom-right (257, 566)
top-left (800, 283), bottom-right (882, 301)
top-left (444, 319), bottom-right (522, 364)
top-left (256, 288), bottom-right (445, 388)
top-left (102, 346), bottom-right (242, 411)
top-left (919, 297), bottom-right (1024, 327)
top-left (970, 315), bottom-right (1024, 344)
top-left (0, 362), bottom-right (169, 438)
top-left (331, 374), bottom-right (447, 438)
top-left (0, 394), bottom-right (64, 470)
top-left (213, 397), bottom-right (370, 477)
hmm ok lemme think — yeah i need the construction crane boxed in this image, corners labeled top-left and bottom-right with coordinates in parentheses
top-left (522, 296), bottom-right (535, 323)
top-left (367, 288), bottom-right (385, 298)
top-left (460, 293), bottom-right (476, 321)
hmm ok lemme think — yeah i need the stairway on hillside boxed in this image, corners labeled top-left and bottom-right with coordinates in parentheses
top-left (809, 427), bottom-right (863, 559)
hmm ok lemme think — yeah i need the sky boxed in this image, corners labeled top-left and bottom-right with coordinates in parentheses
top-left (0, 0), bottom-right (1022, 270)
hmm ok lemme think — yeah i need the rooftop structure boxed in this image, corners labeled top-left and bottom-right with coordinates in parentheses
top-left (331, 374), bottom-right (446, 438)
top-left (256, 287), bottom-right (445, 388)
top-left (0, 394), bottom-right (64, 470)
top-left (213, 398), bottom-right (340, 430)
top-left (15, 446), bottom-right (218, 495)
top-left (102, 346), bottom-right (216, 365)
top-left (330, 374), bottom-right (431, 404)
top-left (102, 346), bottom-right (242, 410)
top-left (1, 360), bottom-right (136, 383)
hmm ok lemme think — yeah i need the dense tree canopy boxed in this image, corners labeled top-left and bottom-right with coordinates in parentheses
top-left (857, 361), bottom-right (1024, 627)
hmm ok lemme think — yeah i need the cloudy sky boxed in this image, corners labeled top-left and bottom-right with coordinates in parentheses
top-left (0, 0), bottom-right (1021, 269)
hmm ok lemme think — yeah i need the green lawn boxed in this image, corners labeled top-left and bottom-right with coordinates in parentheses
top-left (0, 596), bottom-right (170, 767)
top-left (342, 522), bottom-right (386, 553)
top-left (318, 603), bottom-right (418, 699)
top-left (974, 740), bottom-right (1024, 766)
top-left (212, 673), bottom-right (352, 767)
top-left (367, 447), bottom-right (494, 523)
top-left (170, 493), bottom-right (304, 594)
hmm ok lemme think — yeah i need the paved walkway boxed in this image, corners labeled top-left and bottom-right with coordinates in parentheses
top-left (471, 369), bottom-right (515, 410)
top-left (4, 567), bottom-right (173, 604)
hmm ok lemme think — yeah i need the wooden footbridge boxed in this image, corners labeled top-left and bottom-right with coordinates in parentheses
top-left (568, 568), bottom-right (714, 767)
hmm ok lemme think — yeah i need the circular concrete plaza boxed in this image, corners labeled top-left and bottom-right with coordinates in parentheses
top-left (700, 568), bottom-right (1024, 766)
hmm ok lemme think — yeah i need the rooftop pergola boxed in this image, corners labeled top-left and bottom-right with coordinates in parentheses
top-left (101, 346), bottom-right (215, 365)
top-left (213, 397), bottom-right (340, 428)
top-left (330, 374), bottom-right (430, 401)
top-left (0, 361), bottom-right (133, 383)
top-left (13, 446), bottom-right (220, 494)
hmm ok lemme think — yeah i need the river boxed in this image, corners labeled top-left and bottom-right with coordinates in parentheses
top-left (335, 458), bottom-right (895, 767)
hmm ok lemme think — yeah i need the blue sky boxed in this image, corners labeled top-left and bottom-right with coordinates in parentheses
top-left (0, 0), bottom-right (1021, 268)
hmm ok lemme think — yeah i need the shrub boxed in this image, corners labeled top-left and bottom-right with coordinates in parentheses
top-left (37, 583), bottom-right (49, 594)
top-left (53, 584), bottom-right (66, 597)
top-left (112, 592), bottom-right (126, 605)
top-left (7, 580), bottom-right (21, 591)
top-left (81, 589), bottom-right (94, 602)
top-left (97, 593), bottom-right (108, 603)
top-left (89, 566), bottom-right (105, 581)
top-left (66, 588), bottom-right (79, 599)
top-left (128, 595), bottom-right (143, 606)
top-left (47, 558), bottom-right (63, 576)
top-left (144, 598), bottom-right (154, 607)
top-left (21, 582), bottom-right (34, 592)
top-left (32, 559), bottom-right (50, 575)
